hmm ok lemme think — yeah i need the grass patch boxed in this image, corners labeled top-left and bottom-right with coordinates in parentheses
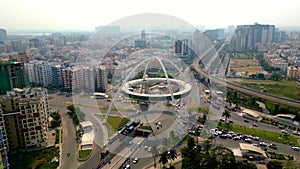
top-left (55, 128), bottom-right (61, 144)
top-left (218, 122), bottom-right (299, 146)
top-left (8, 146), bottom-right (59, 169)
top-left (138, 125), bottom-right (153, 131)
top-left (79, 149), bottom-right (92, 159)
top-left (97, 115), bottom-right (130, 137)
top-left (230, 79), bottom-right (300, 100)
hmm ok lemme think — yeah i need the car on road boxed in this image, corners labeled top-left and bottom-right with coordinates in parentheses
top-left (252, 123), bottom-right (258, 127)
top-left (268, 143), bottom-right (277, 149)
top-left (133, 158), bottom-right (138, 164)
top-left (233, 136), bottom-right (241, 141)
top-left (292, 131), bottom-right (300, 136)
top-left (278, 125), bottom-right (284, 129)
top-left (292, 146), bottom-right (299, 151)
top-left (220, 134), bottom-right (227, 139)
top-left (244, 119), bottom-right (249, 123)
top-left (245, 138), bottom-right (252, 143)
top-left (281, 130), bottom-right (288, 134)
top-left (259, 142), bottom-right (268, 147)
top-left (253, 136), bottom-right (260, 141)
top-left (121, 164), bottom-right (130, 169)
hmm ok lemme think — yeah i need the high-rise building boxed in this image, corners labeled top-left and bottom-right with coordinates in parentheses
top-left (182, 39), bottom-right (189, 55)
top-left (51, 65), bottom-right (64, 89)
top-left (0, 88), bottom-right (49, 151)
top-left (175, 39), bottom-right (189, 55)
top-left (34, 62), bottom-right (53, 87)
top-left (24, 63), bottom-right (35, 85)
top-left (141, 30), bottom-right (146, 40)
top-left (229, 23), bottom-right (275, 51)
top-left (63, 67), bottom-right (83, 90)
top-left (0, 60), bottom-right (29, 95)
top-left (0, 128), bottom-right (9, 169)
top-left (28, 38), bottom-right (40, 48)
top-left (175, 40), bottom-right (182, 53)
top-left (95, 66), bottom-right (107, 92)
top-left (82, 67), bottom-right (95, 93)
top-left (0, 29), bottom-right (7, 42)
top-left (204, 29), bottom-right (225, 41)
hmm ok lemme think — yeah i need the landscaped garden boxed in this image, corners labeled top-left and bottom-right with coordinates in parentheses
top-left (8, 146), bottom-right (60, 169)
top-left (97, 115), bottom-right (130, 137)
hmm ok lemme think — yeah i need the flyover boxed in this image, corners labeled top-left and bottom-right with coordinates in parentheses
top-left (192, 42), bottom-right (300, 109)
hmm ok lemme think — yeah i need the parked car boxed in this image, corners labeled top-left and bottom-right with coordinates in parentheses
top-left (245, 138), bottom-right (252, 143)
top-left (268, 143), bottom-right (277, 149)
top-left (253, 136), bottom-right (260, 141)
top-left (281, 130), bottom-right (288, 134)
top-left (292, 146), bottom-right (299, 151)
top-left (292, 131), bottom-right (300, 136)
top-left (259, 142), bottom-right (268, 147)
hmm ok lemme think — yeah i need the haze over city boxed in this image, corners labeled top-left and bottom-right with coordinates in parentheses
top-left (1, 0), bottom-right (300, 31)
top-left (1, 1), bottom-right (300, 169)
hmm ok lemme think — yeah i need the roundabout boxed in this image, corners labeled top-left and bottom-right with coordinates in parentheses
top-left (121, 77), bottom-right (192, 101)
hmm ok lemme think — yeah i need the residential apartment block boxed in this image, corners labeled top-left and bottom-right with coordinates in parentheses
top-left (0, 88), bottom-right (49, 151)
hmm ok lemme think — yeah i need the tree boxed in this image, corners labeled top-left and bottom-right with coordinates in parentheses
top-left (270, 72), bottom-right (281, 81)
top-left (50, 111), bottom-right (61, 127)
top-left (211, 146), bottom-right (236, 169)
top-left (267, 160), bottom-right (283, 169)
top-left (67, 104), bottom-right (75, 113)
top-left (187, 137), bottom-right (195, 149)
top-left (235, 160), bottom-right (257, 169)
top-left (159, 152), bottom-right (169, 168)
top-left (167, 149), bottom-right (177, 165)
top-left (222, 110), bottom-right (231, 123)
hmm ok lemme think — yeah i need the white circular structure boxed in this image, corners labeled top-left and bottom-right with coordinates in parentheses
top-left (121, 78), bottom-right (192, 101)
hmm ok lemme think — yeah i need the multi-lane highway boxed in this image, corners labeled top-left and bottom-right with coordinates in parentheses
top-left (191, 42), bottom-right (300, 108)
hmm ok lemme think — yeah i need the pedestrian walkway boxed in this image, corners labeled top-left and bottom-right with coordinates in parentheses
top-left (93, 113), bottom-right (109, 146)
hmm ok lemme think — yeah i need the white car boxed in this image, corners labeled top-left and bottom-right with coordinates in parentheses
top-left (259, 142), bottom-right (268, 147)
top-left (281, 130), bottom-right (288, 134)
top-left (133, 158), bottom-right (138, 164)
top-left (292, 146), bottom-right (299, 151)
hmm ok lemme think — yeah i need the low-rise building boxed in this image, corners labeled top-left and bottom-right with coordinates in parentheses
top-left (287, 66), bottom-right (300, 79)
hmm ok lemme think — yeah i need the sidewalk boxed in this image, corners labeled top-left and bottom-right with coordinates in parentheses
top-left (93, 113), bottom-right (109, 146)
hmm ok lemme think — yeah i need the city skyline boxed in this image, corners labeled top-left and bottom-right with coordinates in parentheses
top-left (1, 0), bottom-right (300, 31)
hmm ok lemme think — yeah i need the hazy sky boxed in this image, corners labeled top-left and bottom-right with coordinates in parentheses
top-left (1, 0), bottom-right (300, 31)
